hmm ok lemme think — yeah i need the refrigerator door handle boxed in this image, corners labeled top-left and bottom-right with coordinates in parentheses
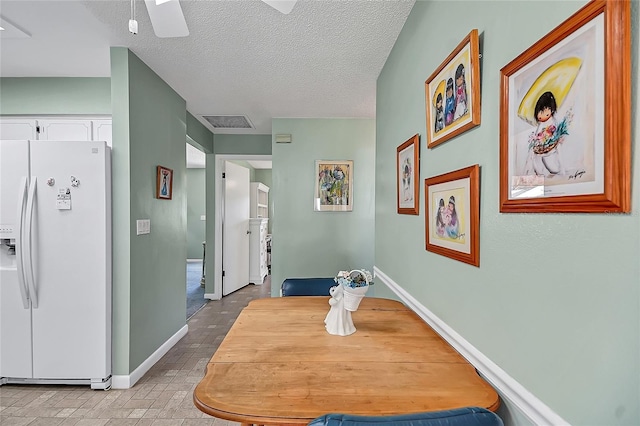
top-left (15, 177), bottom-right (30, 309)
top-left (24, 176), bottom-right (38, 309)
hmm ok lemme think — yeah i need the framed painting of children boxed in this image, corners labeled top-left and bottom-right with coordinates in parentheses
top-left (424, 164), bottom-right (479, 267)
top-left (425, 29), bottom-right (481, 149)
top-left (397, 134), bottom-right (420, 215)
top-left (499, 0), bottom-right (631, 213)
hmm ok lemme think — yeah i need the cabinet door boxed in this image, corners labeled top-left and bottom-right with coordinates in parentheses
top-left (0, 118), bottom-right (38, 140)
top-left (38, 119), bottom-right (92, 141)
top-left (93, 120), bottom-right (112, 148)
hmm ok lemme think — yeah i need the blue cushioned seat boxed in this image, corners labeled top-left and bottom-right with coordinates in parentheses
top-left (281, 277), bottom-right (336, 296)
top-left (308, 407), bottom-right (503, 426)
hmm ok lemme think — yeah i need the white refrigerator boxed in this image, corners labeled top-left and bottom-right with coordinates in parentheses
top-left (0, 140), bottom-right (112, 389)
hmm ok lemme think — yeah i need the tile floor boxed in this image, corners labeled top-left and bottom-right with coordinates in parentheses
top-left (0, 277), bottom-right (272, 426)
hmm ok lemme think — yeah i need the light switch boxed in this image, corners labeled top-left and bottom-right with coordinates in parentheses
top-left (136, 219), bottom-right (151, 235)
top-left (200, 215), bottom-right (206, 221)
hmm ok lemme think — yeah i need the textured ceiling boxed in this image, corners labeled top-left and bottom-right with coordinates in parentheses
top-left (0, 0), bottom-right (414, 135)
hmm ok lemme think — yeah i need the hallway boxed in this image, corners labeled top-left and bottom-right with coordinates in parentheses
top-left (0, 278), bottom-right (272, 426)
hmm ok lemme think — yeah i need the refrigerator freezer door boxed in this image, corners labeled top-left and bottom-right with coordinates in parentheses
top-left (0, 140), bottom-right (33, 379)
top-left (29, 140), bottom-right (110, 380)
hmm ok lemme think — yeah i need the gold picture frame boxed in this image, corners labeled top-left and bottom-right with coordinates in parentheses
top-left (499, 0), bottom-right (631, 213)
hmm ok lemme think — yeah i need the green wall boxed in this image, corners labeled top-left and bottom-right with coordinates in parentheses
top-left (271, 119), bottom-right (376, 297)
top-left (375, 1), bottom-right (639, 425)
top-left (0, 77), bottom-right (111, 115)
top-left (111, 47), bottom-right (188, 373)
top-left (186, 112), bottom-right (213, 153)
top-left (203, 134), bottom-right (272, 296)
top-left (187, 169), bottom-right (206, 259)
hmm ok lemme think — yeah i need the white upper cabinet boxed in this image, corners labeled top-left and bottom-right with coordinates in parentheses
top-left (0, 119), bottom-right (38, 140)
top-left (0, 117), bottom-right (112, 147)
top-left (38, 119), bottom-right (93, 141)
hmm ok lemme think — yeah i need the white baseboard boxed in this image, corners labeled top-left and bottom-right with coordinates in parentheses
top-left (111, 324), bottom-right (188, 389)
top-left (373, 267), bottom-right (568, 426)
top-left (204, 293), bottom-right (220, 300)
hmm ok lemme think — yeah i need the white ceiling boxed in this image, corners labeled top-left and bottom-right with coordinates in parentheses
top-left (0, 0), bottom-right (415, 135)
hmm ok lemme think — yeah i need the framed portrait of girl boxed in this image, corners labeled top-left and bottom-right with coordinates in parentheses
top-left (499, 0), bottom-right (631, 213)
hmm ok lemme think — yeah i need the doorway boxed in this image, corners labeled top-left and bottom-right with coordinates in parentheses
top-left (214, 154), bottom-right (272, 300)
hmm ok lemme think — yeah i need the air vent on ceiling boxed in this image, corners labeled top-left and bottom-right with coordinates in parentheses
top-left (202, 115), bottom-right (254, 129)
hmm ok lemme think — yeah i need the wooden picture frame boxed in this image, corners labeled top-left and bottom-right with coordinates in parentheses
top-left (397, 134), bottom-right (420, 215)
top-left (425, 165), bottom-right (480, 267)
top-left (499, 0), bottom-right (631, 213)
top-left (314, 160), bottom-right (353, 212)
top-left (425, 29), bottom-right (481, 149)
top-left (156, 165), bottom-right (174, 200)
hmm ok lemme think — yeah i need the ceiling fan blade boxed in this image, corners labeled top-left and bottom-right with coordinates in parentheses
top-left (144, 0), bottom-right (189, 38)
top-left (262, 0), bottom-right (297, 14)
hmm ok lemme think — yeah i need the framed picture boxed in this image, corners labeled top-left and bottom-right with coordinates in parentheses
top-left (314, 160), bottom-right (353, 212)
top-left (156, 165), bottom-right (174, 200)
top-left (499, 0), bottom-right (631, 213)
top-left (425, 165), bottom-right (479, 267)
top-left (425, 29), bottom-right (481, 149)
top-left (397, 134), bottom-right (420, 215)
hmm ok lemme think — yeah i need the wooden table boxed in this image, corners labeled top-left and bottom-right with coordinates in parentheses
top-left (194, 297), bottom-right (499, 425)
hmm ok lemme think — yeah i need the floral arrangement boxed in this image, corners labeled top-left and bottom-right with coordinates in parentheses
top-left (334, 269), bottom-right (374, 288)
top-left (528, 109), bottom-right (574, 155)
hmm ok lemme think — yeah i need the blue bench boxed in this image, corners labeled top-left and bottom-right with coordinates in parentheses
top-left (308, 407), bottom-right (503, 426)
top-left (281, 277), bottom-right (336, 297)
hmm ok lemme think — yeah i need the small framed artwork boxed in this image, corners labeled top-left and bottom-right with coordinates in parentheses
top-left (499, 0), bottom-right (631, 213)
top-left (397, 134), bottom-right (420, 215)
top-left (425, 29), bottom-right (481, 149)
top-left (314, 160), bottom-right (353, 212)
top-left (156, 165), bottom-right (174, 200)
top-left (425, 164), bottom-right (479, 267)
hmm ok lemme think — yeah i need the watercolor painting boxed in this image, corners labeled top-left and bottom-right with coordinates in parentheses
top-left (314, 160), bottom-right (353, 211)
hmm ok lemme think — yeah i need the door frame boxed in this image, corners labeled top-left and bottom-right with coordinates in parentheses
top-left (213, 154), bottom-right (272, 299)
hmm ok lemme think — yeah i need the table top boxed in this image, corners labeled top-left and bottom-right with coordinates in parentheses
top-left (193, 297), bottom-right (499, 425)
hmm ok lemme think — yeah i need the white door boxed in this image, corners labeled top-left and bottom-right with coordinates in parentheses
top-left (0, 140), bottom-right (33, 379)
top-left (222, 161), bottom-right (250, 296)
top-left (38, 119), bottom-right (92, 141)
top-left (29, 141), bottom-right (110, 379)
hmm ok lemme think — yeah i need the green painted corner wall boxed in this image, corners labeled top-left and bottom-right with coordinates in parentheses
top-left (122, 49), bottom-right (188, 372)
top-left (110, 48), bottom-right (133, 375)
top-left (0, 77), bottom-right (111, 115)
top-left (271, 119), bottom-right (376, 297)
top-left (375, 1), bottom-right (639, 425)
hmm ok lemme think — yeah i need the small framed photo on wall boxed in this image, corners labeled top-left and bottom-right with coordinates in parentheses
top-left (156, 165), bottom-right (174, 200)
top-left (397, 134), bottom-right (420, 215)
